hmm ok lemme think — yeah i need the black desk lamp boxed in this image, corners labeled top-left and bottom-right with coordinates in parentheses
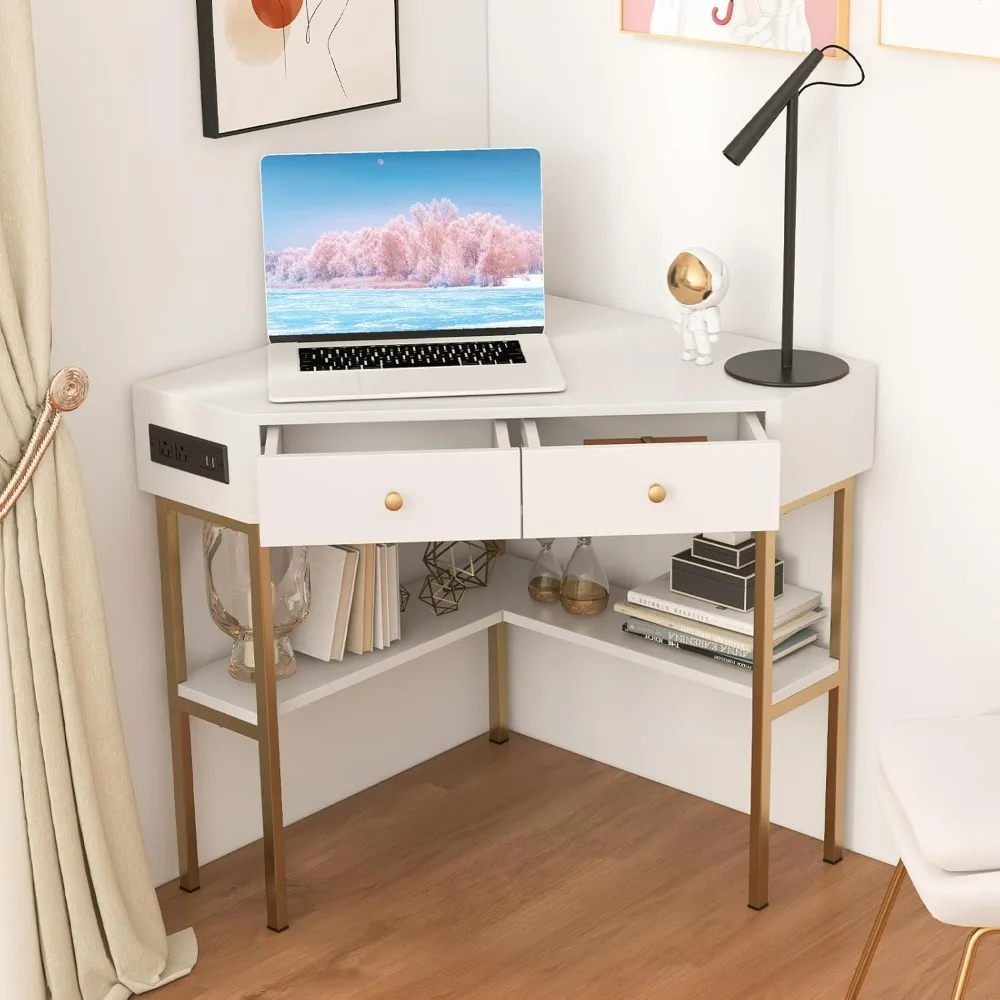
top-left (723, 45), bottom-right (865, 388)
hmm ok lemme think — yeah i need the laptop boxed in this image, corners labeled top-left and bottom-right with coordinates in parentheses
top-left (262, 148), bottom-right (566, 403)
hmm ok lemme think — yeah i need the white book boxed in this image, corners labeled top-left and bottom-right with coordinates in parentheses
top-left (379, 544), bottom-right (391, 648)
top-left (344, 545), bottom-right (376, 655)
top-left (388, 544), bottom-right (400, 643)
top-left (293, 546), bottom-right (358, 662)
top-left (613, 601), bottom-right (828, 654)
top-left (626, 572), bottom-right (822, 637)
top-left (373, 545), bottom-right (386, 651)
top-left (329, 547), bottom-right (359, 661)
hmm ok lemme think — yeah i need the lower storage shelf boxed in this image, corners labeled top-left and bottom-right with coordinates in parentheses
top-left (178, 555), bottom-right (839, 727)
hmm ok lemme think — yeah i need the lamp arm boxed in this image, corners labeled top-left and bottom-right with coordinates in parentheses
top-left (722, 48), bottom-right (824, 165)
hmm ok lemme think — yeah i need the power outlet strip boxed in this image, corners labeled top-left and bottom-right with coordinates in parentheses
top-left (148, 424), bottom-right (229, 484)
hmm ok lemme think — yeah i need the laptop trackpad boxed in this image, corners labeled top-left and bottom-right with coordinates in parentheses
top-left (320, 372), bottom-right (363, 395)
top-left (359, 367), bottom-right (494, 396)
top-left (269, 369), bottom-right (362, 402)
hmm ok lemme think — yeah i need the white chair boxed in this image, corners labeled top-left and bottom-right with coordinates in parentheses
top-left (848, 715), bottom-right (1000, 999)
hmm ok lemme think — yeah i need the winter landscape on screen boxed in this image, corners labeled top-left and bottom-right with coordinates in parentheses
top-left (261, 149), bottom-right (545, 336)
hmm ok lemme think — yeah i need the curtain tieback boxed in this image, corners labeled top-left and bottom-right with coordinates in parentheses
top-left (0, 366), bottom-right (89, 524)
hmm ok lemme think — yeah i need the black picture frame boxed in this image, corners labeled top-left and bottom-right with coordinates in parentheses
top-left (195, 0), bottom-right (401, 139)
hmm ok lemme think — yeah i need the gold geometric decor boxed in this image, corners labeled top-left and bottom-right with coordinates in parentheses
top-left (418, 540), bottom-right (502, 615)
top-left (418, 569), bottom-right (466, 616)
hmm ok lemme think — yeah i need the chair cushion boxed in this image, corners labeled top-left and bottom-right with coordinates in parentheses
top-left (880, 716), bottom-right (1000, 874)
top-left (880, 769), bottom-right (1000, 927)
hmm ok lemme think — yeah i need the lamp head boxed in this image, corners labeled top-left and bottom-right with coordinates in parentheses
top-left (723, 47), bottom-right (825, 165)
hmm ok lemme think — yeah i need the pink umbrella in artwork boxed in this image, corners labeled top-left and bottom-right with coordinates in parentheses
top-left (713, 2), bottom-right (735, 24)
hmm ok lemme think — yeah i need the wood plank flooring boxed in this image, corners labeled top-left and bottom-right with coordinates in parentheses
top-left (156, 736), bottom-right (1000, 998)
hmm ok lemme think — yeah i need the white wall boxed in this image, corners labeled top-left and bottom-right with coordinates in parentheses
top-left (31, 0), bottom-right (491, 884)
top-left (831, 0), bottom-right (1000, 861)
top-left (488, 0), bottom-right (1000, 864)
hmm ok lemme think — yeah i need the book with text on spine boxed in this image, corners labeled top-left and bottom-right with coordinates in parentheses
top-left (613, 601), bottom-right (828, 654)
top-left (621, 619), bottom-right (820, 669)
top-left (626, 572), bottom-right (821, 636)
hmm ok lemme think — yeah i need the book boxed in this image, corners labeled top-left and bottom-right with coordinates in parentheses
top-left (388, 544), bottom-right (400, 643)
top-left (292, 546), bottom-right (359, 662)
top-left (621, 619), bottom-right (820, 669)
top-left (374, 544), bottom-right (386, 651)
top-left (612, 601), bottom-right (828, 655)
top-left (626, 572), bottom-right (821, 636)
top-left (382, 545), bottom-right (392, 646)
top-left (361, 545), bottom-right (376, 652)
top-left (345, 545), bottom-right (377, 655)
top-left (329, 547), bottom-right (360, 661)
top-left (621, 614), bottom-right (821, 661)
top-left (583, 435), bottom-right (708, 445)
top-left (379, 544), bottom-right (391, 648)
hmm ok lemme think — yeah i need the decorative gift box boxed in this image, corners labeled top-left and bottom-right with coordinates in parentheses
top-left (670, 548), bottom-right (784, 613)
top-left (691, 533), bottom-right (757, 570)
top-left (701, 531), bottom-right (753, 546)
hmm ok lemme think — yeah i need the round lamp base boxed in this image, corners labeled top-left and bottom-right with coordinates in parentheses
top-left (724, 349), bottom-right (849, 388)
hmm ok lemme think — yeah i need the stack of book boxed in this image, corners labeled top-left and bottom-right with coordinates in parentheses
top-left (616, 533), bottom-right (826, 669)
top-left (293, 543), bottom-right (402, 662)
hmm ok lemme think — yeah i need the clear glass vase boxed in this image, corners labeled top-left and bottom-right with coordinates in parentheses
top-left (560, 537), bottom-right (609, 616)
top-left (203, 523), bottom-right (311, 683)
top-left (528, 539), bottom-right (563, 603)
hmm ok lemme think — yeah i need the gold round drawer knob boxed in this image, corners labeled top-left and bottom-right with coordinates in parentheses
top-left (384, 491), bottom-right (404, 512)
top-left (648, 484), bottom-right (667, 504)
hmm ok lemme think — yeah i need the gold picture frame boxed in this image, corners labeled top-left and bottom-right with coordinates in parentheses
top-left (620, 0), bottom-right (851, 58)
top-left (878, 0), bottom-right (1000, 62)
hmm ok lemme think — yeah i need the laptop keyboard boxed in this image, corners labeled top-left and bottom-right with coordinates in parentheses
top-left (299, 340), bottom-right (527, 372)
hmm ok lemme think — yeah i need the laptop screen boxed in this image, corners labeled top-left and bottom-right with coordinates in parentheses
top-left (260, 149), bottom-right (545, 341)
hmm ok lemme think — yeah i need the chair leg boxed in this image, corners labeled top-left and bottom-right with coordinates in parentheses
top-left (951, 927), bottom-right (1000, 1000)
top-left (845, 861), bottom-right (907, 999)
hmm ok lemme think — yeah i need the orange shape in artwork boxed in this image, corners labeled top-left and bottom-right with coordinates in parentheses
top-left (252, 0), bottom-right (304, 30)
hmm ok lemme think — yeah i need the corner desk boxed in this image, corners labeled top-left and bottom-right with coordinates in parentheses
top-left (133, 295), bottom-right (877, 931)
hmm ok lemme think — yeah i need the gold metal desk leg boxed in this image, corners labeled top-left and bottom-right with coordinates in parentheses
top-left (248, 525), bottom-right (288, 932)
top-left (845, 860), bottom-right (906, 999)
top-left (952, 927), bottom-right (1000, 1000)
top-left (825, 479), bottom-right (855, 864)
top-left (156, 497), bottom-right (200, 893)
top-left (749, 530), bottom-right (776, 910)
top-left (489, 621), bottom-right (509, 745)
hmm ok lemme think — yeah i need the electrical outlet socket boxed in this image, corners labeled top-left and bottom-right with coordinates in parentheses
top-left (148, 424), bottom-right (229, 484)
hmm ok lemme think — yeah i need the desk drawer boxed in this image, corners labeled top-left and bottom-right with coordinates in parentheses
top-left (257, 447), bottom-right (521, 547)
top-left (520, 418), bottom-right (780, 539)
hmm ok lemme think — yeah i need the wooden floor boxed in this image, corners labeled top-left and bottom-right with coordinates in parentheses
top-left (157, 736), bottom-right (1000, 999)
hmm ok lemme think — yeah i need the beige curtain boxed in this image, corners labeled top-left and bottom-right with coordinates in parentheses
top-left (0, 3), bottom-right (196, 998)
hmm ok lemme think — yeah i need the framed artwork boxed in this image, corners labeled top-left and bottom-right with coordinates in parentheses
top-left (880, 0), bottom-right (1000, 60)
top-left (620, 0), bottom-right (850, 54)
top-left (196, 0), bottom-right (401, 138)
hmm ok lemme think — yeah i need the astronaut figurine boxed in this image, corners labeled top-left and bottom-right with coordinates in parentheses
top-left (666, 248), bottom-right (730, 367)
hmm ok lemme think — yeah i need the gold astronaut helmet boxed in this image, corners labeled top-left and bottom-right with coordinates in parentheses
top-left (667, 248), bottom-right (730, 310)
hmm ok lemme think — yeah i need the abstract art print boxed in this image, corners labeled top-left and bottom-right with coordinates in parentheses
top-left (260, 149), bottom-right (545, 338)
top-left (196, 0), bottom-right (400, 137)
top-left (621, 0), bottom-right (849, 54)
top-left (881, 0), bottom-right (1000, 60)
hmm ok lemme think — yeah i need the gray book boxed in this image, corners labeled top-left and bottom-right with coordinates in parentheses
top-left (623, 617), bottom-right (820, 667)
